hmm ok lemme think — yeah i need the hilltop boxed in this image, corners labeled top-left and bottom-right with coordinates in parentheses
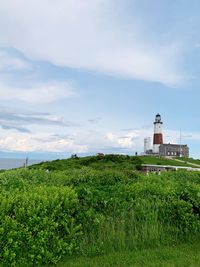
top-left (29, 154), bottom-right (197, 171)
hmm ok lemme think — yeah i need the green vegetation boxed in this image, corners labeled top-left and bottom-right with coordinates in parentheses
top-left (57, 242), bottom-right (200, 267)
top-left (177, 157), bottom-right (200, 166)
top-left (30, 154), bottom-right (193, 172)
top-left (30, 154), bottom-right (143, 171)
top-left (140, 155), bottom-right (192, 167)
top-left (1, 154), bottom-right (200, 266)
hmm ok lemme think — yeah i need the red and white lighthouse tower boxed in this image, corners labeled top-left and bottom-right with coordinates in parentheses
top-left (153, 113), bottom-right (163, 153)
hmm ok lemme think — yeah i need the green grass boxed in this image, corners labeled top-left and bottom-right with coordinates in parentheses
top-left (176, 157), bottom-right (200, 166)
top-left (56, 242), bottom-right (200, 267)
top-left (139, 156), bottom-right (192, 167)
top-left (30, 154), bottom-right (193, 172)
top-left (29, 154), bottom-right (144, 172)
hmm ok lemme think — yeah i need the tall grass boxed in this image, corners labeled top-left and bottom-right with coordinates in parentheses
top-left (79, 198), bottom-right (200, 256)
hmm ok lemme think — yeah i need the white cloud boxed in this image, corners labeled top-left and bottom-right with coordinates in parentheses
top-left (0, 50), bottom-right (30, 71)
top-left (0, 125), bottom-right (197, 154)
top-left (105, 132), bottom-right (138, 148)
top-left (0, 129), bottom-right (138, 153)
top-left (0, 106), bottom-right (79, 134)
top-left (69, 129), bottom-right (146, 152)
top-left (0, 0), bottom-right (184, 86)
top-left (0, 132), bottom-right (88, 153)
top-left (0, 81), bottom-right (77, 104)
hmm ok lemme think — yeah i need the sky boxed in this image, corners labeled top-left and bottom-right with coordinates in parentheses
top-left (0, 0), bottom-right (200, 160)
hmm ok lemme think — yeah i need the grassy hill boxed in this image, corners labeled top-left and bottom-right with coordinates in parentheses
top-left (29, 154), bottom-right (143, 171)
top-left (176, 156), bottom-right (200, 166)
top-left (29, 154), bottom-right (193, 171)
top-left (139, 156), bottom-right (193, 167)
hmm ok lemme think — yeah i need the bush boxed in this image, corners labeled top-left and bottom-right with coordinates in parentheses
top-left (1, 167), bottom-right (200, 265)
top-left (0, 186), bottom-right (81, 266)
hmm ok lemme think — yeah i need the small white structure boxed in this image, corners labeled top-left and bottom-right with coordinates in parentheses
top-left (144, 137), bottom-right (151, 153)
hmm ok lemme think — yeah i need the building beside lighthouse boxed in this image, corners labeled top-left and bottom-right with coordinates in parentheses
top-left (144, 113), bottom-right (189, 157)
top-left (159, 143), bottom-right (189, 157)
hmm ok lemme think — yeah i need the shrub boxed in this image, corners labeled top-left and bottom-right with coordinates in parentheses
top-left (1, 166), bottom-right (200, 265)
top-left (0, 186), bottom-right (81, 266)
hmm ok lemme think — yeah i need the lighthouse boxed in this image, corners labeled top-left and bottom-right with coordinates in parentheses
top-left (153, 113), bottom-right (163, 153)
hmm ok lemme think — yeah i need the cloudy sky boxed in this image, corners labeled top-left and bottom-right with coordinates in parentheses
top-left (0, 0), bottom-right (200, 159)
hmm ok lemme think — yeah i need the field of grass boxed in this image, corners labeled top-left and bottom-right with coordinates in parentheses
top-left (139, 155), bottom-right (192, 167)
top-left (177, 157), bottom-right (200, 166)
top-left (58, 242), bottom-right (200, 267)
top-left (30, 154), bottom-right (143, 171)
top-left (30, 154), bottom-right (193, 172)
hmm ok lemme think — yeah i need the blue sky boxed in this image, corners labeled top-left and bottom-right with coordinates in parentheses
top-left (0, 0), bottom-right (200, 159)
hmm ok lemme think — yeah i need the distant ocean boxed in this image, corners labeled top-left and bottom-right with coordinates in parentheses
top-left (0, 158), bottom-right (42, 170)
